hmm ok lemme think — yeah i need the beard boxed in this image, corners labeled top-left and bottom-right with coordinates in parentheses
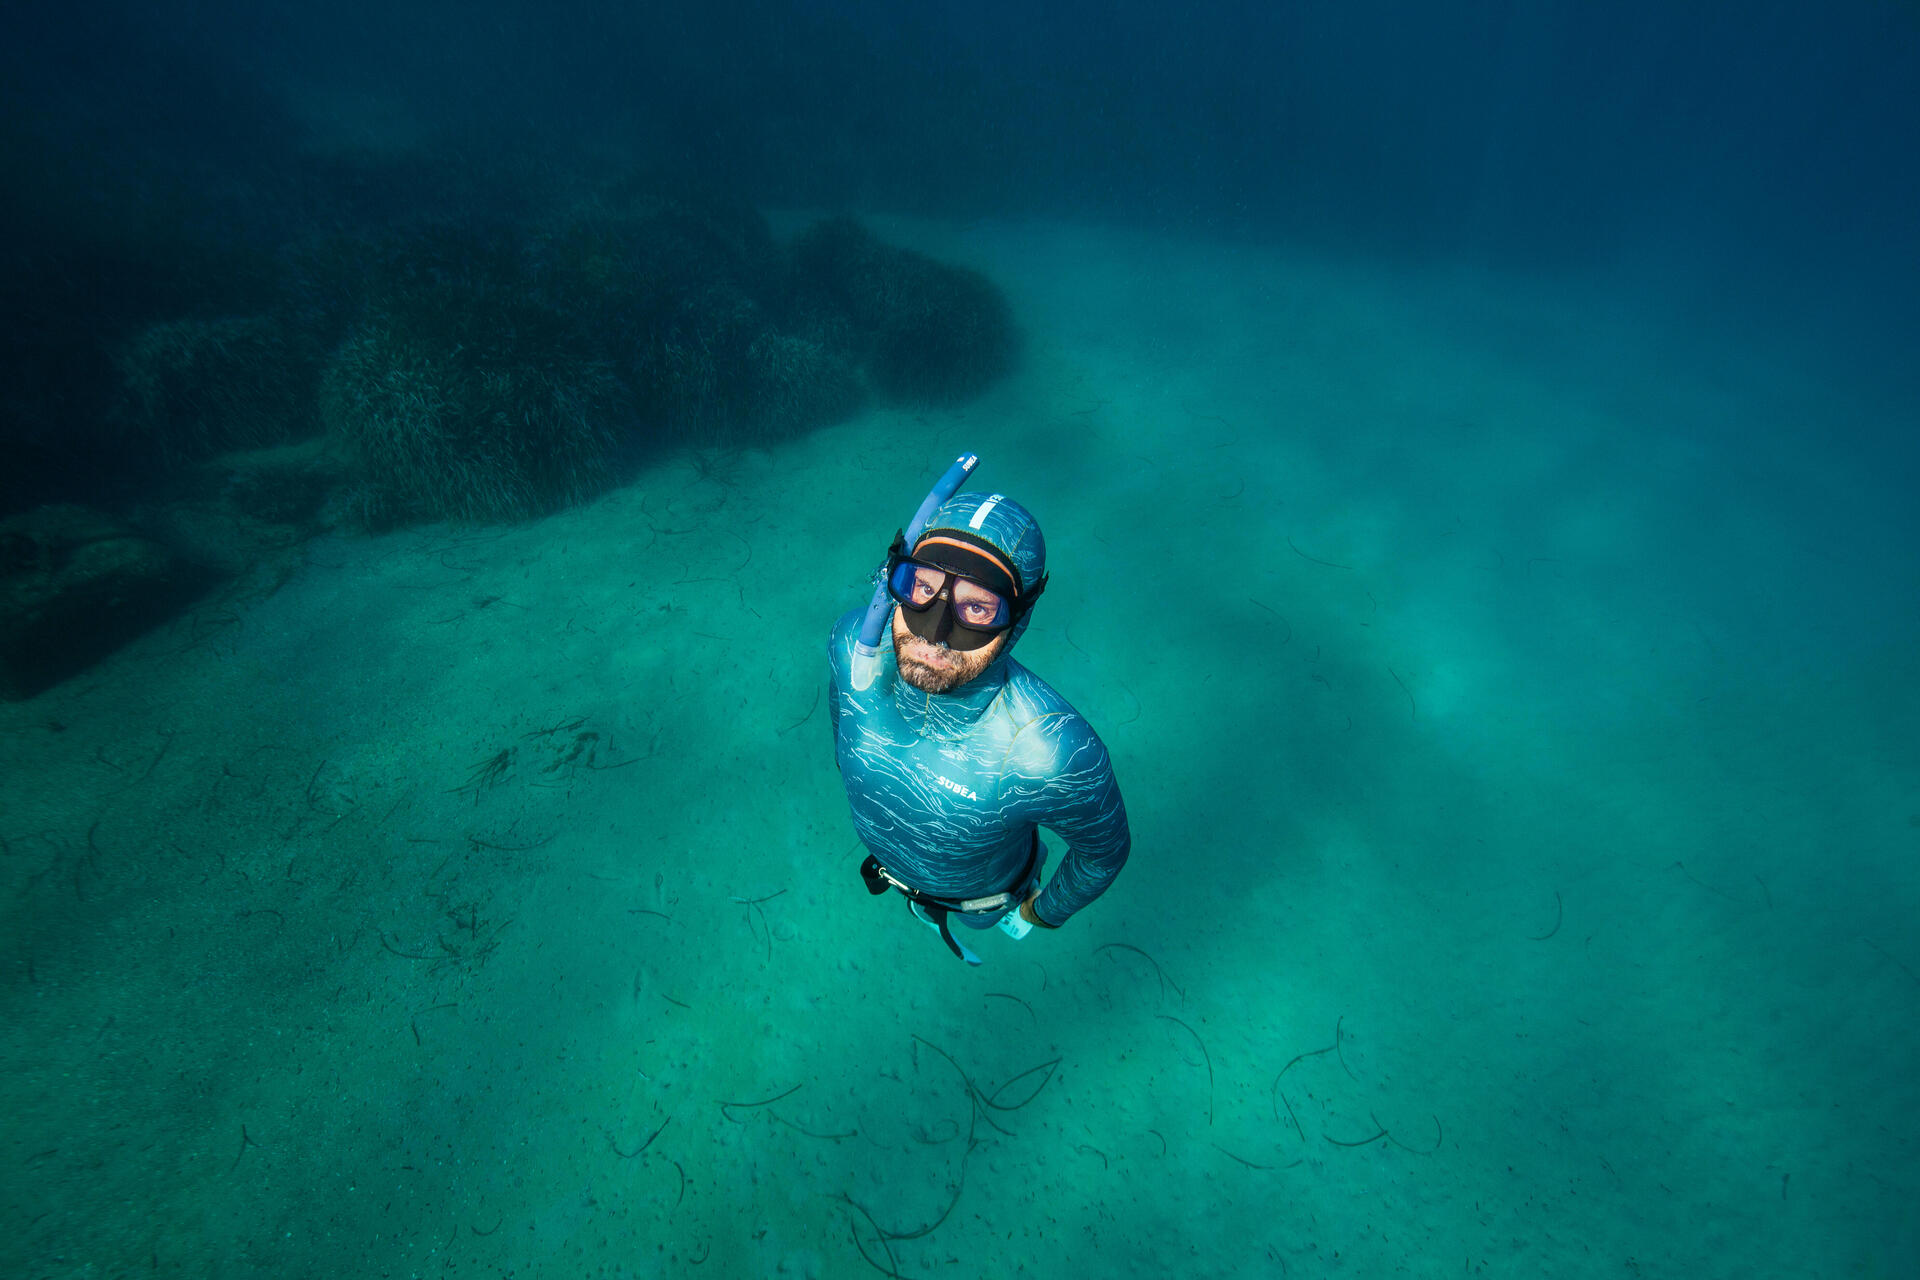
top-left (892, 612), bottom-right (1002, 694)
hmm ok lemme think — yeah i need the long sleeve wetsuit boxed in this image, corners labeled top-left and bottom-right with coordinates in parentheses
top-left (827, 606), bottom-right (1130, 925)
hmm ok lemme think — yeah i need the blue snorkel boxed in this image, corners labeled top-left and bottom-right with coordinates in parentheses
top-left (850, 452), bottom-right (980, 691)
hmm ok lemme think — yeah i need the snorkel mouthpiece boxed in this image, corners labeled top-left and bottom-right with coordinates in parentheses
top-left (850, 452), bottom-right (979, 691)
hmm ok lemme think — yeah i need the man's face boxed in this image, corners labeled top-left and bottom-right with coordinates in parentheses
top-left (892, 605), bottom-right (1006, 694)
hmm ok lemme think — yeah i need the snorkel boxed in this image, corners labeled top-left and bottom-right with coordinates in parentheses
top-left (850, 452), bottom-right (979, 691)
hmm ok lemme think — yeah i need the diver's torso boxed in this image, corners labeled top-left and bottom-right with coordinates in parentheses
top-left (830, 609), bottom-right (1062, 898)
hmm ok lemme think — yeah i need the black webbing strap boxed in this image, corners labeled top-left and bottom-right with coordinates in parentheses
top-left (921, 899), bottom-right (967, 962)
top-left (858, 835), bottom-right (1040, 962)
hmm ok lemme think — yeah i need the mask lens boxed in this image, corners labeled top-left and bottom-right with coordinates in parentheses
top-left (905, 564), bottom-right (946, 607)
top-left (887, 558), bottom-right (940, 610)
top-left (887, 557), bottom-right (1013, 633)
top-left (949, 580), bottom-right (1011, 630)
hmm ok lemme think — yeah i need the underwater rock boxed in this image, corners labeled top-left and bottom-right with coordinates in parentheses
top-left (788, 217), bottom-right (1017, 405)
top-left (742, 331), bottom-right (865, 438)
top-left (0, 505), bottom-right (216, 700)
top-left (320, 291), bottom-right (622, 527)
top-left (113, 313), bottom-right (320, 465)
top-left (140, 439), bottom-right (350, 576)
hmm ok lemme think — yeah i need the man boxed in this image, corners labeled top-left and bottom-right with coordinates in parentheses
top-left (828, 489), bottom-right (1131, 964)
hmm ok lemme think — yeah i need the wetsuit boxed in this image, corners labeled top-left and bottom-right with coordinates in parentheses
top-left (828, 607), bottom-right (1131, 932)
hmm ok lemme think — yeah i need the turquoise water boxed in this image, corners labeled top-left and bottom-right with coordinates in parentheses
top-left (6, 218), bottom-right (1913, 1276)
top-left (3, 5), bottom-right (1916, 1277)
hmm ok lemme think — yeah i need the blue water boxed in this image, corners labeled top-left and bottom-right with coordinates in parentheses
top-left (2, 3), bottom-right (1915, 1277)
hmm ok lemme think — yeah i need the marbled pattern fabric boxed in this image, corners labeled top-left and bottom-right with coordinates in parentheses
top-left (827, 604), bottom-right (1130, 925)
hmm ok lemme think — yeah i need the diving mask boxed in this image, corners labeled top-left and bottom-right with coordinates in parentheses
top-left (883, 529), bottom-right (1036, 652)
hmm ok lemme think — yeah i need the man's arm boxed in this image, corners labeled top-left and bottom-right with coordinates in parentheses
top-left (1025, 732), bottom-right (1130, 926)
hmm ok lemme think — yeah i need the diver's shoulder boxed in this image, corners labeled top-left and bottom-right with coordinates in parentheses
top-left (1000, 661), bottom-right (1092, 730)
top-left (827, 607), bottom-right (865, 675)
top-left (996, 663), bottom-right (1109, 777)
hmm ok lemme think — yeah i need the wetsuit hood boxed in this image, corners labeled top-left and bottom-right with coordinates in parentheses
top-left (913, 491), bottom-right (1047, 664)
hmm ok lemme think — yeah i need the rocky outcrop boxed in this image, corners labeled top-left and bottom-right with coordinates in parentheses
top-left (0, 505), bottom-right (215, 700)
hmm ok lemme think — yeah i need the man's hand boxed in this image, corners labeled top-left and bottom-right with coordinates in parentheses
top-left (1019, 893), bottom-right (1058, 929)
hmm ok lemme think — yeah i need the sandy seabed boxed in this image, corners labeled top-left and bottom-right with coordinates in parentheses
top-left (4, 217), bottom-right (1916, 1279)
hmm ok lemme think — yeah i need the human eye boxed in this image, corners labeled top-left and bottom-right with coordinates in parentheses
top-left (956, 588), bottom-right (1002, 625)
